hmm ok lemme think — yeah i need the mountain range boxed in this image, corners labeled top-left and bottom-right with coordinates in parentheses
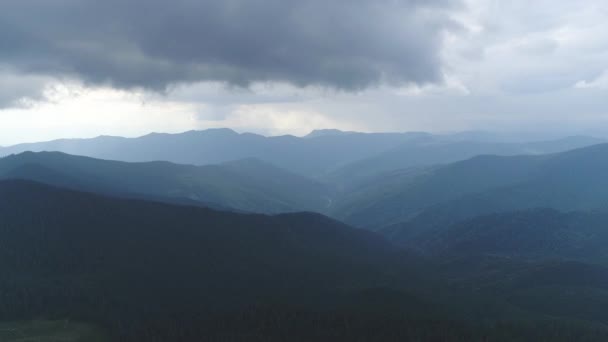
top-left (4, 180), bottom-right (608, 341)
top-left (0, 151), bottom-right (330, 214)
top-left (4, 137), bottom-right (608, 232)
top-left (4, 129), bottom-right (608, 341)
top-left (381, 143), bottom-right (608, 242)
top-left (1, 129), bottom-right (602, 179)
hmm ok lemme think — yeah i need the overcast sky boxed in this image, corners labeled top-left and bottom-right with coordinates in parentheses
top-left (1, 0), bottom-right (607, 145)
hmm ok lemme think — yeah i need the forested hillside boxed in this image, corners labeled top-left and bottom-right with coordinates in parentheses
top-left (2, 180), bottom-right (608, 341)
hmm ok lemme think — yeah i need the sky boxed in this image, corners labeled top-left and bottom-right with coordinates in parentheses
top-left (1, 0), bottom-right (607, 145)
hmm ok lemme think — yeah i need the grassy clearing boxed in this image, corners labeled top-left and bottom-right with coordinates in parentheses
top-left (0, 320), bottom-right (108, 342)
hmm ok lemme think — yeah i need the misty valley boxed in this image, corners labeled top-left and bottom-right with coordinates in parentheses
top-left (1, 129), bottom-right (608, 341)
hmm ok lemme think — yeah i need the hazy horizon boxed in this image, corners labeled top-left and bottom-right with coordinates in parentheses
top-left (2, 126), bottom-right (607, 148)
top-left (2, 0), bottom-right (607, 145)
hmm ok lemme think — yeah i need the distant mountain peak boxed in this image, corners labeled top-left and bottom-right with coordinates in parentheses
top-left (196, 128), bottom-right (239, 135)
top-left (305, 129), bottom-right (358, 138)
top-left (142, 128), bottom-right (239, 138)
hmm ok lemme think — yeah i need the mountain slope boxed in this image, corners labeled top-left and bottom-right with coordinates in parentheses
top-left (0, 180), bottom-right (440, 341)
top-left (400, 207), bottom-right (608, 327)
top-left (337, 142), bottom-right (608, 230)
top-left (333, 153), bottom-right (547, 228)
top-left (0, 151), bottom-right (330, 214)
top-left (383, 143), bottom-right (608, 241)
top-left (324, 136), bottom-right (603, 188)
top-left (409, 208), bottom-right (608, 261)
top-left (3, 181), bottom-right (608, 341)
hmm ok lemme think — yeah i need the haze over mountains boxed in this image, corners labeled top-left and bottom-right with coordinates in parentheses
top-left (1, 129), bottom-right (602, 179)
top-left (4, 0), bottom-right (607, 339)
top-left (0, 151), bottom-right (330, 214)
top-left (4, 129), bottom-right (608, 341)
top-left (1, 129), bottom-right (425, 177)
top-left (1, 129), bottom-right (604, 226)
top-left (382, 143), bottom-right (608, 243)
top-left (2, 130), bottom-right (607, 227)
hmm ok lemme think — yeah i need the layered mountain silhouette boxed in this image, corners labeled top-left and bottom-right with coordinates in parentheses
top-left (5, 140), bottom-right (608, 233)
top-left (0, 129), bottom-right (426, 177)
top-left (335, 143), bottom-right (608, 231)
top-left (5, 130), bottom-right (608, 341)
top-left (0, 151), bottom-right (330, 214)
top-left (1, 129), bottom-right (601, 179)
top-left (323, 135), bottom-right (603, 187)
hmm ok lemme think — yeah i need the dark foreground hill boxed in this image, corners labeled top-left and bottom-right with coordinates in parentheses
top-left (0, 180), bottom-right (434, 341)
top-left (403, 208), bottom-right (608, 329)
top-left (0, 180), bottom-right (407, 305)
top-left (3, 181), bottom-right (608, 341)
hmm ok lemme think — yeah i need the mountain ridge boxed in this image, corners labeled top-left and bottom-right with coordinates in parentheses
top-left (3, 129), bottom-right (601, 179)
top-left (0, 151), bottom-right (331, 214)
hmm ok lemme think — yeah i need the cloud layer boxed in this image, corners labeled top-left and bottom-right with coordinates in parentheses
top-left (2, 0), bottom-right (608, 145)
top-left (0, 0), bottom-right (458, 104)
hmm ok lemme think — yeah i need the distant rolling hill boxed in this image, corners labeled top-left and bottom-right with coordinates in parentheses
top-left (323, 136), bottom-right (603, 188)
top-left (383, 143), bottom-right (608, 242)
top-left (6, 141), bottom-right (608, 227)
top-left (0, 129), bottom-right (429, 177)
top-left (333, 143), bottom-right (608, 231)
top-left (332, 153), bottom-right (547, 228)
top-left (1, 129), bottom-right (601, 180)
top-left (0, 152), bottom-right (331, 214)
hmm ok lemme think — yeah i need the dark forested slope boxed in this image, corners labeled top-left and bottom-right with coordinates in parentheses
top-left (0, 180), bottom-right (438, 341)
top-left (2, 181), bottom-right (608, 340)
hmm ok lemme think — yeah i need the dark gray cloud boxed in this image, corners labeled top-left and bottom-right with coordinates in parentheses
top-left (0, 0), bottom-right (459, 93)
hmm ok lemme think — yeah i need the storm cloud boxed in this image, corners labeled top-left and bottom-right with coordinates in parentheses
top-left (0, 0), bottom-right (459, 97)
top-left (4, 0), bottom-right (607, 145)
